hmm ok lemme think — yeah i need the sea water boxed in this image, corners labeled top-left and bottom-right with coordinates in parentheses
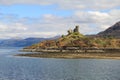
top-left (0, 47), bottom-right (120, 80)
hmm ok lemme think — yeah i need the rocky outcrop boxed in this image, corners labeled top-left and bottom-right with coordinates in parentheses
top-left (98, 21), bottom-right (120, 38)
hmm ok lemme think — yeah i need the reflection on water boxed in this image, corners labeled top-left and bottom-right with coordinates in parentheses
top-left (0, 47), bottom-right (120, 80)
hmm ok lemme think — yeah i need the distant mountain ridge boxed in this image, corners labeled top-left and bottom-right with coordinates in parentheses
top-left (98, 21), bottom-right (120, 38)
top-left (0, 35), bottom-right (61, 47)
top-left (0, 38), bottom-right (46, 47)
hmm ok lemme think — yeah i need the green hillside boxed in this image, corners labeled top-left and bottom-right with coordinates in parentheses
top-left (25, 26), bottom-right (120, 49)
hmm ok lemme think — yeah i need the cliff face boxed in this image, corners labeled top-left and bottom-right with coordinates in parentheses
top-left (98, 21), bottom-right (120, 38)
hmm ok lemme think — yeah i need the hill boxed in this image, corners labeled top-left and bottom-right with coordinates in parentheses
top-left (19, 23), bottom-right (120, 59)
top-left (98, 21), bottom-right (120, 38)
top-left (25, 26), bottom-right (120, 50)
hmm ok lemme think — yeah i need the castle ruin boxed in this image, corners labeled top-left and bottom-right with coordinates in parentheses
top-left (74, 25), bottom-right (79, 33)
top-left (67, 25), bottom-right (79, 35)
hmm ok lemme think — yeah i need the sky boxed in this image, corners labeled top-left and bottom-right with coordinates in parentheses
top-left (0, 0), bottom-right (120, 39)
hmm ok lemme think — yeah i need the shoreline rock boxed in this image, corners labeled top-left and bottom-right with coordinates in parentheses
top-left (16, 48), bottom-right (120, 59)
top-left (16, 52), bottom-right (120, 60)
top-left (21, 48), bottom-right (120, 53)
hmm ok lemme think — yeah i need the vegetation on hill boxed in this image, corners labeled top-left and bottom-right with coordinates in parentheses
top-left (25, 26), bottom-right (120, 49)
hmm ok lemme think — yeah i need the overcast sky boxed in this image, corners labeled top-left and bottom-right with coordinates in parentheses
top-left (0, 0), bottom-right (120, 39)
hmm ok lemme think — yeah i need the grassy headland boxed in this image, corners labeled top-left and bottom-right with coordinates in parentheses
top-left (17, 26), bottom-right (120, 59)
top-left (24, 26), bottom-right (120, 50)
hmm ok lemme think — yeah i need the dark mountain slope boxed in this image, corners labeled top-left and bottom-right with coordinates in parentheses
top-left (98, 21), bottom-right (120, 38)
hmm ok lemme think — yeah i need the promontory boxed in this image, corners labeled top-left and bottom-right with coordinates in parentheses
top-left (17, 21), bottom-right (120, 59)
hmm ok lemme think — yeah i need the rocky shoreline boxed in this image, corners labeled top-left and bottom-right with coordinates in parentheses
top-left (16, 52), bottom-right (120, 59)
top-left (21, 48), bottom-right (120, 53)
top-left (17, 48), bottom-right (120, 59)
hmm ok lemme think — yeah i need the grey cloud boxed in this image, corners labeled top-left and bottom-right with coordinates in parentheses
top-left (0, 0), bottom-right (51, 5)
top-left (0, 0), bottom-right (119, 10)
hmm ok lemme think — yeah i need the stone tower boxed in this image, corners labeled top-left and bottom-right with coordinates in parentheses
top-left (73, 25), bottom-right (79, 33)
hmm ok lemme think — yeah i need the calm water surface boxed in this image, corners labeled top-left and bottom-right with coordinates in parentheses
top-left (0, 47), bottom-right (120, 80)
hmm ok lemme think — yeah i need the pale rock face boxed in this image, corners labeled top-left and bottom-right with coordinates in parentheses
top-left (67, 29), bottom-right (73, 35)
